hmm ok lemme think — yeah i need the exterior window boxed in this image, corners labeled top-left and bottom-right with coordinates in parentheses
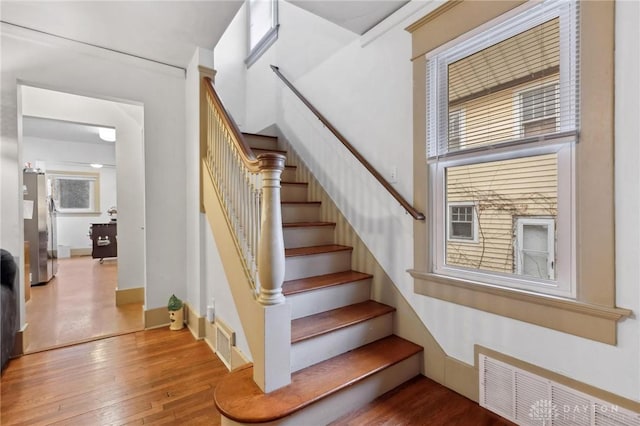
top-left (427, 1), bottom-right (578, 297)
top-left (448, 204), bottom-right (475, 241)
top-left (515, 217), bottom-right (555, 280)
top-left (49, 172), bottom-right (100, 214)
top-left (448, 109), bottom-right (464, 149)
top-left (246, 0), bottom-right (278, 67)
top-left (520, 84), bottom-right (558, 137)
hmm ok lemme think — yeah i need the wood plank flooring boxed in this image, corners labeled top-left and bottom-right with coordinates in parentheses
top-left (1, 328), bottom-right (227, 425)
top-left (2, 328), bottom-right (513, 425)
top-left (25, 256), bottom-right (143, 353)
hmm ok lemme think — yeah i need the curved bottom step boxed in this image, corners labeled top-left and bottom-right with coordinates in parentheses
top-left (215, 336), bottom-right (423, 426)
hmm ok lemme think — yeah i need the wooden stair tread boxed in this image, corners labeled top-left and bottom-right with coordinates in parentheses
top-left (285, 244), bottom-right (352, 257)
top-left (213, 335), bottom-right (422, 423)
top-left (291, 300), bottom-right (395, 343)
top-left (283, 271), bottom-right (372, 296)
top-left (252, 147), bottom-right (287, 155)
top-left (283, 221), bottom-right (335, 228)
top-left (281, 181), bottom-right (308, 186)
top-left (242, 132), bottom-right (277, 140)
top-left (281, 201), bottom-right (321, 205)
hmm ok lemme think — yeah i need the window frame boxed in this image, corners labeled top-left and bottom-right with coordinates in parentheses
top-left (245, 0), bottom-right (279, 67)
top-left (48, 170), bottom-right (101, 215)
top-left (518, 83), bottom-right (560, 137)
top-left (408, 0), bottom-right (630, 345)
top-left (447, 202), bottom-right (476, 242)
top-left (427, 1), bottom-right (576, 298)
top-left (514, 216), bottom-right (556, 280)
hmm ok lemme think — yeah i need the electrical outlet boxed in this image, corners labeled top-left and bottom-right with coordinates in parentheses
top-left (389, 166), bottom-right (398, 184)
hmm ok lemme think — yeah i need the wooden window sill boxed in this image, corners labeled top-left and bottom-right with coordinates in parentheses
top-left (408, 269), bottom-right (632, 345)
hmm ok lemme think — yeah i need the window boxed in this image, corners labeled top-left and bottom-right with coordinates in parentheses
top-left (515, 217), bottom-right (555, 280)
top-left (448, 203), bottom-right (475, 241)
top-left (427, 1), bottom-right (578, 297)
top-left (49, 171), bottom-right (100, 214)
top-left (245, 0), bottom-right (278, 67)
top-left (520, 84), bottom-right (558, 136)
top-left (448, 109), bottom-right (464, 149)
top-left (409, 0), bottom-right (628, 344)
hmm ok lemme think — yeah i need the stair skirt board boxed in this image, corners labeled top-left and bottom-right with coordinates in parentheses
top-left (291, 313), bottom-right (393, 372)
top-left (287, 279), bottom-right (372, 320)
top-left (281, 203), bottom-right (321, 222)
top-left (220, 355), bottom-right (422, 426)
top-left (284, 251), bottom-right (352, 281)
top-left (283, 225), bottom-right (335, 249)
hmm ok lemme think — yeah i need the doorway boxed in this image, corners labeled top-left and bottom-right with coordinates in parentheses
top-left (19, 85), bottom-right (146, 353)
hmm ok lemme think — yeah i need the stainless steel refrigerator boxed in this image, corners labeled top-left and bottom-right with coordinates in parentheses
top-left (23, 169), bottom-right (57, 285)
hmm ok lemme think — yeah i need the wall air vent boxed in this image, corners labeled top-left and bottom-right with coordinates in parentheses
top-left (215, 319), bottom-right (235, 370)
top-left (479, 354), bottom-right (640, 426)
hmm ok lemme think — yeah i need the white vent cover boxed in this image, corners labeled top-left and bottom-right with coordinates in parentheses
top-left (215, 319), bottom-right (235, 370)
top-left (479, 354), bottom-right (640, 426)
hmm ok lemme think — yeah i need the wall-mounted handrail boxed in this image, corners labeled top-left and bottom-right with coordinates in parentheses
top-left (202, 76), bottom-right (286, 306)
top-left (270, 65), bottom-right (425, 221)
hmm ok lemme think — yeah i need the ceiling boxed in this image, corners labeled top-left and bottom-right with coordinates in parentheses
top-left (289, 0), bottom-right (410, 34)
top-left (1, 1), bottom-right (408, 70)
top-left (0, 1), bottom-right (243, 68)
top-left (23, 116), bottom-right (114, 145)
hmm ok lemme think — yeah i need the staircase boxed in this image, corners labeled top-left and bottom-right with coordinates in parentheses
top-left (214, 134), bottom-right (424, 425)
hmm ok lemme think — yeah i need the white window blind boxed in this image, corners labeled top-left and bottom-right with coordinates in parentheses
top-left (427, 0), bottom-right (579, 159)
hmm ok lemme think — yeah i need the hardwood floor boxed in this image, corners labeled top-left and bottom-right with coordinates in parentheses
top-left (331, 376), bottom-right (515, 426)
top-left (1, 328), bottom-right (513, 425)
top-left (25, 256), bottom-right (143, 353)
top-left (0, 328), bottom-right (227, 425)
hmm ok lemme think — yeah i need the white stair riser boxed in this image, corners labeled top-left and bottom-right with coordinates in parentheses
top-left (220, 354), bottom-right (422, 426)
top-left (281, 185), bottom-right (308, 202)
top-left (281, 204), bottom-right (321, 223)
top-left (291, 314), bottom-right (393, 372)
top-left (284, 251), bottom-right (351, 281)
top-left (246, 135), bottom-right (279, 151)
top-left (281, 168), bottom-right (297, 181)
top-left (288, 279), bottom-right (372, 320)
top-left (283, 226), bottom-right (335, 249)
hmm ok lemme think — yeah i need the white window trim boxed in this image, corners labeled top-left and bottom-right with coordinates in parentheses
top-left (431, 142), bottom-right (575, 298)
top-left (447, 202), bottom-right (477, 243)
top-left (245, 0), bottom-right (279, 67)
top-left (515, 217), bottom-right (556, 280)
top-left (448, 108), bottom-right (465, 149)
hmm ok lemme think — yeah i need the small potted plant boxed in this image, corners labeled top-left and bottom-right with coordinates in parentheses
top-left (168, 294), bottom-right (184, 330)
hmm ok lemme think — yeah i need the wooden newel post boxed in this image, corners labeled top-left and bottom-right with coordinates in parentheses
top-left (257, 153), bottom-right (286, 306)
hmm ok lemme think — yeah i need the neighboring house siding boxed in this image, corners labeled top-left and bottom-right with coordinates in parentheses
top-left (446, 153), bottom-right (558, 273)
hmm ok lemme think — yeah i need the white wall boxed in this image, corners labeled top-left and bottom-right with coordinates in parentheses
top-left (213, 0), bottom-right (640, 401)
top-left (1, 22), bottom-right (186, 313)
top-left (22, 136), bottom-right (117, 250)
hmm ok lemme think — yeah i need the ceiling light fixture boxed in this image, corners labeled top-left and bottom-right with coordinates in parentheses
top-left (90, 163), bottom-right (104, 169)
top-left (98, 127), bottom-right (116, 142)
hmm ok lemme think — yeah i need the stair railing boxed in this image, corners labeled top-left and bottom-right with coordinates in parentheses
top-left (270, 65), bottom-right (425, 221)
top-left (202, 76), bottom-right (286, 306)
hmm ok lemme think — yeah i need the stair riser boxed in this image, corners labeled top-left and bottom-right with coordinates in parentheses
top-left (284, 251), bottom-right (351, 281)
top-left (281, 185), bottom-right (308, 202)
top-left (287, 279), bottom-right (372, 320)
top-left (283, 226), bottom-right (335, 249)
top-left (220, 354), bottom-right (422, 426)
top-left (281, 168), bottom-right (297, 181)
top-left (246, 135), bottom-right (279, 151)
top-left (291, 314), bottom-right (393, 372)
top-left (281, 204), bottom-right (321, 223)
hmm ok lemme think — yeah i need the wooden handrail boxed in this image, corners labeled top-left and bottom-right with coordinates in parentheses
top-left (270, 66), bottom-right (425, 221)
top-left (203, 76), bottom-right (285, 173)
